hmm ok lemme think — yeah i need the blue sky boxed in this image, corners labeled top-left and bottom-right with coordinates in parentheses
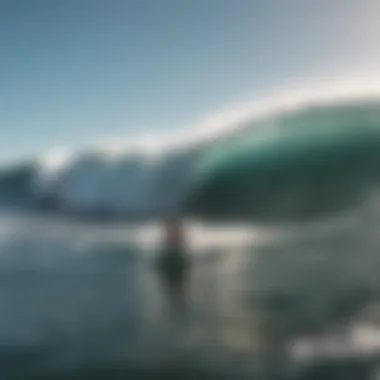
top-left (1, 0), bottom-right (379, 163)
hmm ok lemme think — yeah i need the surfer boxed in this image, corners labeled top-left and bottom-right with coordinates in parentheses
top-left (156, 218), bottom-right (190, 319)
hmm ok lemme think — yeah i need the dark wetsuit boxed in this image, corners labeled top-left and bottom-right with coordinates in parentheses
top-left (157, 248), bottom-right (188, 286)
top-left (157, 246), bottom-right (189, 314)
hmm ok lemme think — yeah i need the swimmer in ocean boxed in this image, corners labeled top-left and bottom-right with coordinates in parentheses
top-left (156, 218), bottom-right (189, 319)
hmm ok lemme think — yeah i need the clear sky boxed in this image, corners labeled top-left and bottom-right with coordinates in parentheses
top-left (1, 0), bottom-right (380, 163)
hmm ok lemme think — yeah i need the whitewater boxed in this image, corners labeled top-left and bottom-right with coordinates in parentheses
top-left (3, 82), bottom-right (380, 379)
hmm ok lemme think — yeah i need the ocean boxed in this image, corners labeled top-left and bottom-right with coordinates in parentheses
top-left (2, 94), bottom-right (380, 378)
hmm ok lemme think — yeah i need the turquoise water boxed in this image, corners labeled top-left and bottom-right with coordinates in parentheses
top-left (187, 101), bottom-right (380, 221)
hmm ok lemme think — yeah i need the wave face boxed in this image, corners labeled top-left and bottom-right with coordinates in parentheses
top-left (186, 100), bottom-right (380, 221)
top-left (2, 97), bottom-right (380, 222)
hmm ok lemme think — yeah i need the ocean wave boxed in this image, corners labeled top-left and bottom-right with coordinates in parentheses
top-left (2, 87), bottom-right (380, 222)
top-left (186, 100), bottom-right (380, 221)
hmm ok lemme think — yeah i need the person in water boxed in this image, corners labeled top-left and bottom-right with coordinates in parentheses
top-left (156, 218), bottom-right (189, 318)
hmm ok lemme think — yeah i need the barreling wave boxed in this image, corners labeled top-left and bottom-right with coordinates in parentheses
top-left (186, 99), bottom-right (380, 222)
top-left (2, 85), bottom-right (380, 222)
